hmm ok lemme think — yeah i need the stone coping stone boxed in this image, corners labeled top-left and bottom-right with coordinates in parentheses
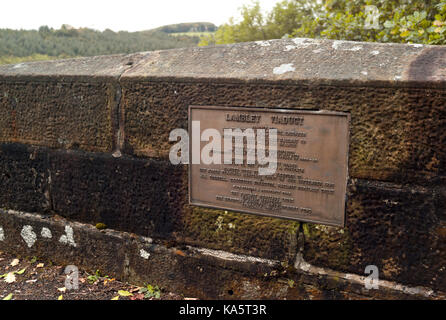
top-left (0, 53), bottom-right (147, 81)
top-left (121, 38), bottom-right (446, 88)
top-left (0, 38), bottom-right (445, 87)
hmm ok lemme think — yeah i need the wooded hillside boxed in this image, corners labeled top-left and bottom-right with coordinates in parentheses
top-left (0, 22), bottom-right (216, 65)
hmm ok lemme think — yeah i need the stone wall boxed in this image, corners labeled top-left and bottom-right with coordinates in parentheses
top-left (0, 38), bottom-right (444, 299)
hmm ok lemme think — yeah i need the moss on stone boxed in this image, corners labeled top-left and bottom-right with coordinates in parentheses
top-left (302, 222), bottom-right (352, 270)
top-left (181, 206), bottom-right (299, 260)
top-left (95, 223), bottom-right (107, 230)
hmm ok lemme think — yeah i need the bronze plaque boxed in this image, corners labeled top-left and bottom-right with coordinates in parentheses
top-left (188, 106), bottom-right (349, 227)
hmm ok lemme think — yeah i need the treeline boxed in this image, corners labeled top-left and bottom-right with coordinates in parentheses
top-left (0, 24), bottom-right (203, 60)
top-left (155, 22), bottom-right (217, 33)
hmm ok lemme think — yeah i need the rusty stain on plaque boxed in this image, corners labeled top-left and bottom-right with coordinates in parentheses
top-left (188, 106), bottom-right (350, 227)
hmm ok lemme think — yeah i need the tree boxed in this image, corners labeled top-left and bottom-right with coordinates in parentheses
top-left (266, 0), bottom-right (320, 39)
top-left (199, 2), bottom-right (268, 45)
top-left (200, 0), bottom-right (446, 46)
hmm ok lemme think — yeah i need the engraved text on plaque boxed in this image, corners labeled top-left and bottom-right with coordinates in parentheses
top-left (188, 106), bottom-right (349, 227)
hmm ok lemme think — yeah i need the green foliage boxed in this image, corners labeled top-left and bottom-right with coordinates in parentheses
top-left (199, 0), bottom-right (320, 45)
top-left (139, 284), bottom-right (161, 299)
top-left (87, 274), bottom-right (99, 284)
top-left (266, 0), bottom-right (320, 39)
top-left (87, 269), bottom-right (108, 284)
top-left (294, 0), bottom-right (446, 44)
top-left (0, 25), bottom-right (201, 65)
top-left (201, 0), bottom-right (446, 46)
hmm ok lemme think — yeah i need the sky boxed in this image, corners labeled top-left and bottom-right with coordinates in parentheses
top-left (0, 0), bottom-right (284, 32)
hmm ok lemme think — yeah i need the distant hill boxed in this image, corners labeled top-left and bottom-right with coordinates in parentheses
top-left (153, 22), bottom-right (217, 34)
top-left (0, 23), bottom-right (215, 65)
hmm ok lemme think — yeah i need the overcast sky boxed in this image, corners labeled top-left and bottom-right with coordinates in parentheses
top-left (0, 0), bottom-right (283, 32)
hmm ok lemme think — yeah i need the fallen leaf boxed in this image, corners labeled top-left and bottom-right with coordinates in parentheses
top-left (117, 290), bottom-right (133, 297)
top-left (10, 259), bottom-right (19, 267)
top-left (103, 278), bottom-right (115, 286)
top-left (130, 293), bottom-right (145, 300)
top-left (4, 272), bottom-right (16, 283)
top-left (58, 287), bottom-right (67, 293)
top-left (2, 293), bottom-right (13, 300)
top-left (36, 263), bottom-right (44, 268)
top-left (111, 295), bottom-right (120, 300)
top-left (15, 267), bottom-right (27, 275)
top-left (58, 295), bottom-right (63, 300)
top-left (175, 250), bottom-right (186, 257)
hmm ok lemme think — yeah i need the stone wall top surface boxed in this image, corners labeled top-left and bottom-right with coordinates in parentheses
top-left (123, 38), bottom-right (445, 87)
top-left (0, 53), bottom-right (147, 80)
top-left (1, 38), bottom-right (444, 87)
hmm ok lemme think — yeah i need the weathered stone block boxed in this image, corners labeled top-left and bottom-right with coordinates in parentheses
top-left (302, 179), bottom-right (446, 291)
top-left (49, 150), bottom-right (185, 238)
top-left (0, 54), bottom-right (147, 152)
top-left (0, 80), bottom-right (117, 152)
top-left (0, 143), bottom-right (49, 213)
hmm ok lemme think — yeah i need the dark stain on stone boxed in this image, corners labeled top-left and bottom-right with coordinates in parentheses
top-left (49, 149), bottom-right (185, 239)
top-left (406, 47), bottom-right (446, 82)
top-left (0, 143), bottom-right (50, 213)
